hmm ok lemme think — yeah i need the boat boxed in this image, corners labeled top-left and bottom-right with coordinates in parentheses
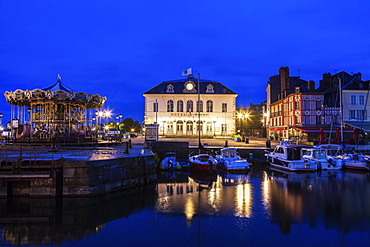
top-left (159, 152), bottom-right (182, 170)
top-left (303, 144), bottom-right (344, 170)
top-left (312, 144), bottom-right (369, 172)
top-left (188, 152), bottom-right (218, 172)
top-left (339, 153), bottom-right (370, 172)
top-left (216, 147), bottom-right (251, 172)
top-left (265, 141), bottom-right (317, 172)
top-left (187, 71), bottom-right (218, 173)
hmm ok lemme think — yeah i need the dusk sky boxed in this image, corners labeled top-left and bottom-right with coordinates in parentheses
top-left (1, 1), bottom-right (370, 123)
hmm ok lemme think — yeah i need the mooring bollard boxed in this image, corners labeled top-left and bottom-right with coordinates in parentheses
top-left (249, 152), bottom-right (253, 161)
top-left (129, 139), bottom-right (132, 149)
top-left (224, 140), bottom-right (228, 147)
top-left (124, 141), bottom-right (129, 154)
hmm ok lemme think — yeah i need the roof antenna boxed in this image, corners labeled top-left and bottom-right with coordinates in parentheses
top-left (57, 74), bottom-right (62, 81)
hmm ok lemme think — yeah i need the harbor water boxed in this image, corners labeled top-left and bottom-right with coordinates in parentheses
top-left (1, 163), bottom-right (370, 246)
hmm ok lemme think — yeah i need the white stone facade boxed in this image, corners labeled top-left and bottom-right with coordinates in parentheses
top-left (143, 77), bottom-right (237, 137)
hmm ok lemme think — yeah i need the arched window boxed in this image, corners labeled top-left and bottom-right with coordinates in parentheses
top-left (197, 100), bottom-right (203, 112)
top-left (206, 100), bottom-right (213, 112)
top-left (167, 100), bottom-right (174, 112)
top-left (177, 100), bottom-right (184, 112)
top-left (187, 100), bottom-right (193, 112)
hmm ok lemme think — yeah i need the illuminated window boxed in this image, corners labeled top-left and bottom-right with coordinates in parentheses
top-left (206, 100), bottom-right (213, 112)
top-left (187, 100), bottom-right (193, 112)
top-left (167, 100), bottom-right (174, 112)
top-left (177, 100), bottom-right (184, 112)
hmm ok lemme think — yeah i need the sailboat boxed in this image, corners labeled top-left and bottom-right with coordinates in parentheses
top-left (187, 70), bottom-right (218, 172)
top-left (318, 76), bottom-right (370, 172)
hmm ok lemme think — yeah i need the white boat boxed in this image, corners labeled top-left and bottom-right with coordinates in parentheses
top-left (303, 145), bottom-right (344, 170)
top-left (188, 152), bottom-right (218, 172)
top-left (340, 153), bottom-right (370, 172)
top-left (216, 147), bottom-right (251, 172)
top-left (313, 144), bottom-right (369, 172)
top-left (159, 152), bottom-right (182, 170)
top-left (265, 141), bottom-right (317, 172)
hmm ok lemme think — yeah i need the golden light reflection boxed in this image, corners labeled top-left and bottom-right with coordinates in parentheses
top-left (261, 171), bottom-right (271, 210)
top-left (184, 195), bottom-right (195, 222)
top-left (234, 183), bottom-right (252, 218)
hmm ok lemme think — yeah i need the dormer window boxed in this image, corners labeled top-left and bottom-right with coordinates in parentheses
top-left (166, 84), bottom-right (174, 93)
top-left (295, 87), bottom-right (300, 93)
top-left (206, 84), bottom-right (214, 93)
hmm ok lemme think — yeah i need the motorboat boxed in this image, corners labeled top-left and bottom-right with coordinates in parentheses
top-left (265, 141), bottom-right (317, 172)
top-left (159, 152), bottom-right (182, 170)
top-left (303, 145), bottom-right (344, 170)
top-left (216, 147), bottom-right (251, 173)
top-left (188, 152), bottom-right (218, 172)
top-left (340, 153), bottom-right (370, 172)
top-left (313, 144), bottom-right (369, 172)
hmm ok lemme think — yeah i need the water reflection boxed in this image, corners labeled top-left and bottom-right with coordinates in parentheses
top-left (264, 168), bottom-right (370, 233)
top-left (2, 166), bottom-right (370, 246)
top-left (156, 168), bottom-right (370, 236)
top-left (0, 186), bottom-right (156, 246)
top-left (156, 170), bottom-right (253, 225)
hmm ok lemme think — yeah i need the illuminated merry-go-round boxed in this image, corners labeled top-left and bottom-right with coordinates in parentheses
top-left (4, 75), bottom-right (106, 141)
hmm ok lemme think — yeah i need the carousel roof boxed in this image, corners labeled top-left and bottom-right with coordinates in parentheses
top-left (4, 75), bottom-right (106, 109)
top-left (42, 78), bottom-right (76, 92)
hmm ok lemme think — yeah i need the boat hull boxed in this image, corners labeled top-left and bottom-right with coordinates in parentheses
top-left (342, 162), bottom-right (370, 172)
top-left (267, 156), bottom-right (317, 172)
top-left (189, 161), bottom-right (216, 172)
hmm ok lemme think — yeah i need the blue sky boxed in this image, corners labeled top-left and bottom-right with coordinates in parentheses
top-left (1, 0), bottom-right (370, 123)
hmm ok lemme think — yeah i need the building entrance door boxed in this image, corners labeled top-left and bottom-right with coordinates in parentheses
top-left (176, 121), bottom-right (183, 135)
top-left (186, 121), bottom-right (193, 135)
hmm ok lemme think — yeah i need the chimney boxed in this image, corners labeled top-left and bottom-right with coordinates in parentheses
top-left (319, 73), bottom-right (331, 90)
top-left (308, 80), bottom-right (315, 92)
top-left (353, 72), bottom-right (362, 81)
top-left (279, 67), bottom-right (290, 92)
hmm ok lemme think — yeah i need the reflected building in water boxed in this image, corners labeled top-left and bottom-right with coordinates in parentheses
top-left (0, 186), bottom-right (157, 246)
top-left (156, 171), bottom-right (253, 225)
top-left (262, 169), bottom-right (370, 233)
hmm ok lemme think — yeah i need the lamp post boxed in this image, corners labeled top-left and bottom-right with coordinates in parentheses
top-left (0, 113), bottom-right (3, 127)
top-left (213, 121), bottom-right (216, 136)
top-left (263, 113), bottom-right (267, 138)
top-left (163, 120), bottom-right (166, 136)
top-left (12, 117), bottom-right (19, 143)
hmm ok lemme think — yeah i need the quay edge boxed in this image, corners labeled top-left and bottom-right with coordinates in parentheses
top-left (0, 145), bottom-right (157, 197)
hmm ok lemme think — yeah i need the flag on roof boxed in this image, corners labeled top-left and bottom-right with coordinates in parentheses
top-left (181, 68), bottom-right (192, 76)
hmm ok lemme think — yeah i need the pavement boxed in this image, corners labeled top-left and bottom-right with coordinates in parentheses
top-left (129, 136), bottom-right (277, 149)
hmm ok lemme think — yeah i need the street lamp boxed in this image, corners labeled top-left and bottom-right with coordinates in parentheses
top-left (162, 120), bottom-right (166, 136)
top-left (213, 121), bottom-right (216, 136)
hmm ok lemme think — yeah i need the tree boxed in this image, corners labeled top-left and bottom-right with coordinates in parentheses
top-left (121, 118), bottom-right (142, 132)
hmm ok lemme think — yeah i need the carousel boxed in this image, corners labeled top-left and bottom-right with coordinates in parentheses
top-left (4, 75), bottom-right (106, 142)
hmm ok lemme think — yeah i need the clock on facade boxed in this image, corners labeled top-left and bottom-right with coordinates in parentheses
top-left (185, 82), bottom-right (194, 91)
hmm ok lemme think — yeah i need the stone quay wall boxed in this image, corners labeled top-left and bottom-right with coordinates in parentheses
top-left (63, 155), bottom-right (157, 196)
top-left (0, 154), bottom-right (156, 197)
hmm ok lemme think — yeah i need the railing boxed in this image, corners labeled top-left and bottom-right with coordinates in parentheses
top-left (0, 144), bottom-right (63, 172)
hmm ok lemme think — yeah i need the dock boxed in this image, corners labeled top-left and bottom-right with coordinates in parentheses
top-left (0, 142), bottom-right (156, 197)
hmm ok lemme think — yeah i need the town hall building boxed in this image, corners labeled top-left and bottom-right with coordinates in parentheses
top-left (143, 74), bottom-right (237, 137)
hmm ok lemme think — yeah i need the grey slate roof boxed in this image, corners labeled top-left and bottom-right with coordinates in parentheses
top-left (143, 77), bottom-right (237, 95)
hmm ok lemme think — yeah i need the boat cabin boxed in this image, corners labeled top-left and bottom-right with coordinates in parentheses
top-left (221, 148), bottom-right (238, 159)
top-left (271, 142), bottom-right (306, 161)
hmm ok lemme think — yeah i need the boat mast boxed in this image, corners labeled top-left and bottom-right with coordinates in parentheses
top-left (198, 73), bottom-right (201, 152)
top-left (339, 77), bottom-right (344, 145)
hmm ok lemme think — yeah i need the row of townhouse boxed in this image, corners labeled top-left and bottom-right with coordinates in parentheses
top-left (266, 67), bottom-right (370, 144)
